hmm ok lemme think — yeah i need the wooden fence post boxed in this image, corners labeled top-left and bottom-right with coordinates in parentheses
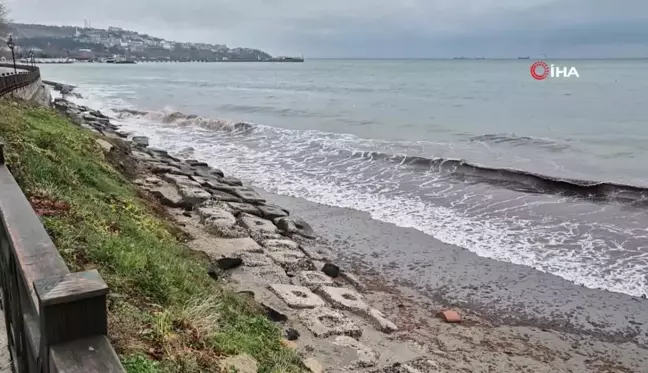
top-left (34, 270), bottom-right (109, 372)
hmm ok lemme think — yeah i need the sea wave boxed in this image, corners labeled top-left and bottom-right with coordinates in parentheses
top-left (113, 107), bottom-right (648, 206)
top-left (350, 151), bottom-right (648, 205)
top-left (113, 107), bottom-right (256, 132)
top-left (470, 133), bottom-right (573, 152)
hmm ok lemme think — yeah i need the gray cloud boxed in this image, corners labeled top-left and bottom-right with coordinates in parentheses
top-left (6, 0), bottom-right (648, 57)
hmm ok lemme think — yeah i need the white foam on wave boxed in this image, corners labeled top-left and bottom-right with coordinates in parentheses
top-left (112, 114), bottom-right (648, 298)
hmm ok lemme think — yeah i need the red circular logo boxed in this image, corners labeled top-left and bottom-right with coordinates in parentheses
top-left (530, 61), bottom-right (549, 80)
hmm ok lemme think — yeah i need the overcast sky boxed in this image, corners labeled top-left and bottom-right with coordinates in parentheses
top-left (6, 0), bottom-right (648, 58)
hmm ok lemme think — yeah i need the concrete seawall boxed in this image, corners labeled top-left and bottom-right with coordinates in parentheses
top-left (4, 78), bottom-right (52, 107)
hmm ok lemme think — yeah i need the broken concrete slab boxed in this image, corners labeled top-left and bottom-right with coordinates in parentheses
top-left (274, 216), bottom-right (315, 238)
top-left (131, 150), bottom-right (153, 161)
top-left (257, 204), bottom-right (288, 220)
top-left (317, 286), bottom-right (369, 312)
top-left (162, 173), bottom-right (201, 188)
top-left (333, 336), bottom-right (379, 368)
top-left (149, 185), bottom-right (183, 208)
top-left (232, 187), bottom-right (265, 204)
top-left (268, 251), bottom-right (309, 271)
top-left (261, 239), bottom-right (301, 253)
top-left (367, 308), bottom-right (398, 333)
top-left (227, 202), bottom-right (262, 216)
top-left (235, 252), bottom-right (273, 267)
top-left (210, 190), bottom-right (243, 203)
top-left (367, 358), bottom-right (441, 373)
top-left (297, 271), bottom-right (335, 291)
top-left (341, 272), bottom-right (367, 292)
top-left (96, 138), bottom-right (114, 152)
top-left (197, 206), bottom-right (248, 238)
top-left (299, 308), bottom-right (362, 338)
top-left (197, 206), bottom-right (236, 224)
top-left (190, 237), bottom-right (263, 261)
top-left (239, 213), bottom-right (279, 235)
top-left (149, 163), bottom-right (180, 175)
top-left (269, 284), bottom-right (326, 309)
top-left (221, 176), bottom-right (243, 186)
top-left (178, 186), bottom-right (212, 206)
top-left (145, 176), bottom-right (162, 185)
top-left (299, 243), bottom-right (334, 261)
top-left (202, 179), bottom-right (237, 193)
top-left (236, 265), bottom-right (291, 285)
top-left (302, 358), bottom-right (324, 373)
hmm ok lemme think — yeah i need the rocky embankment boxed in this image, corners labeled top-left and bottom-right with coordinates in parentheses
top-left (52, 97), bottom-right (441, 372)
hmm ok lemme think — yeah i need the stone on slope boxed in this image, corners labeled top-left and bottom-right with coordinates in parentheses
top-left (232, 187), bottom-right (265, 204)
top-left (367, 308), bottom-right (398, 333)
top-left (132, 136), bottom-right (149, 147)
top-left (149, 185), bottom-right (184, 208)
top-left (299, 308), bottom-right (362, 338)
top-left (197, 206), bottom-right (248, 238)
top-left (257, 204), bottom-right (289, 220)
top-left (227, 202), bottom-right (262, 216)
top-left (317, 286), bottom-right (369, 312)
top-left (178, 186), bottom-right (211, 207)
top-left (260, 239), bottom-right (301, 253)
top-left (210, 190), bottom-right (243, 203)
top-left (239, 213), bottom-right (279, 236)
top-left (274, 216), bottom-right (315, 238)
top-left (269, 284), bottom-right (326, 309)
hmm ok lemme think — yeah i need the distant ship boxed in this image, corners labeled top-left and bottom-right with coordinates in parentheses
top-left (517, 56), bottom-right (530, 60)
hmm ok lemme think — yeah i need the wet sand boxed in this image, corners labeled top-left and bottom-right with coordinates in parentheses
top-left (256, 190), bottom-right (648, 348)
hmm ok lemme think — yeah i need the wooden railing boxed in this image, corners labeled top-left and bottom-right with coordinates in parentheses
top-left (0, 143), bottom-right (125, 372)
top-left (0, 64), bottom-right (41, 97)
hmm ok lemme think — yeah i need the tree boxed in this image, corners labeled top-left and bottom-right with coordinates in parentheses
top-left (0, 1), bottom-right (7, 33)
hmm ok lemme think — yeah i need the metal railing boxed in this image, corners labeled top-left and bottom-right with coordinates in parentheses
top-left (0, 64), bottom-right (41, 97)
top-left (0, 143), bottom-right (125, 373)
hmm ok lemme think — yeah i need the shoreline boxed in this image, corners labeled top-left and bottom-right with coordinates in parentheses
top-left (47, 86), bottom-right (648, 372)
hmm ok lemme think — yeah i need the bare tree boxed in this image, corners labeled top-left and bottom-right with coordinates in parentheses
top-left (0, 1), bottom-right (7, 34)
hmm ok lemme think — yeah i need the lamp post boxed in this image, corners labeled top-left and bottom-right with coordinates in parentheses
top-left (28, 50), bottom-right (35, 68)
top-left (7, 35), bottom-right (16, 73)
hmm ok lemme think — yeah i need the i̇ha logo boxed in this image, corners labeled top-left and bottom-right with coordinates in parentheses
top-left (530, 61), bottom-right (580, 80)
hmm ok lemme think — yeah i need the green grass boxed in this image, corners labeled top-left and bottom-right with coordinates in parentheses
top-left (0, 100), bottom-right (304, 373)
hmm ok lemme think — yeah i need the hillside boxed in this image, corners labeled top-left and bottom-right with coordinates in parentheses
top-left (7, 23), bottom-right (273, 61)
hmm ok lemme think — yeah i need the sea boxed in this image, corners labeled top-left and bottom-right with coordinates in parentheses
top-left (40, 59), bottom-right (648, 298)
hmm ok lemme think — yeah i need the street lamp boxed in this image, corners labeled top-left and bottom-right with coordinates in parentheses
top-left (28, 50), bottom-right (35, 67)
top-left (6, 35), bottom-right (16, 73)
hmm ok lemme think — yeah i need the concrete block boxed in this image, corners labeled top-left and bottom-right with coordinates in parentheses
top-left (268, 250), bottom-right (306, 266)
top-left (232, 187), bottom-right (265, 204)
top-left (297, 271), bottom-right (335, 291)
top-left (261, 239), bottom-right (300, 252)
top-left (239, 213), bottom-right (279, 235)
top-left (236, 252), bottom-right (273, 267)
top-left (317, 286), bottom-right (368, 312)
top-left (242, 265), bottom-right (291, 284)
top-left (368, 358), bottom-right (441, 373)
top-left (299, 308), bottom-right (362, 338)
top-left (367, 308), bottom-right (398, 333)
top-left (269, 284), bottom-right (325, 309)
top-left (333, 336), bottom-right (379, 368)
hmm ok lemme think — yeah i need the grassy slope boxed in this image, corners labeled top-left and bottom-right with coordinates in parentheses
top-left (0, 100), bottom-right (304, 373)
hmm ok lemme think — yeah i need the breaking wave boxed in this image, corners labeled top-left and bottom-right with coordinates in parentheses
top-left (349, 151), bottom-right (648, 205)
top-left (113, 107), bottom-right (648, 206)
top-left (113, 107), bottom-right (256, 133)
